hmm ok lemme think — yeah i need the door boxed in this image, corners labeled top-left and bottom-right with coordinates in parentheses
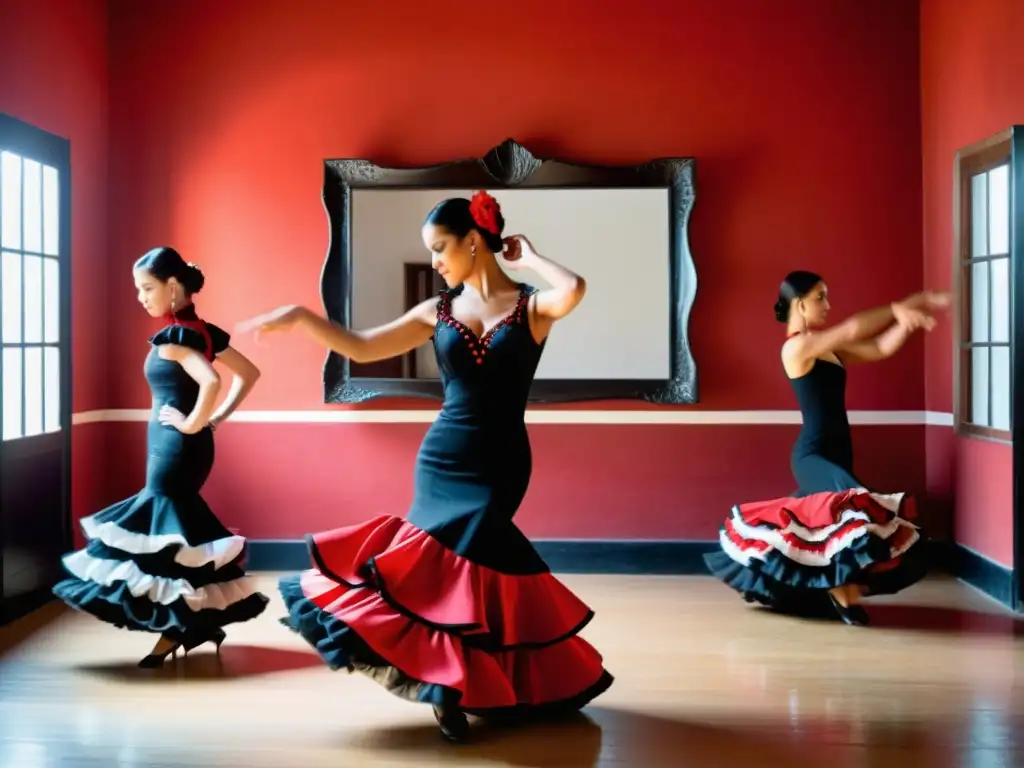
top-left (404, 263), bottom-right (445, 379)
top-left (0, 113), bottom-right (72, 625)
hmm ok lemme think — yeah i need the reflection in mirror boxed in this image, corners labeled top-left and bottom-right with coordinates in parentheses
top-left (349, 188), bottom-right (671, 382)
top-left (320, 139), bottom-right (696, 404)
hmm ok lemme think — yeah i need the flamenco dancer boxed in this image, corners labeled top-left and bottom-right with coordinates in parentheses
top-left (704, 270), bottom-right (950, 626)
top-left (236, 191), bottom-right (613, 742)
top-left (53, 247), bottom-right (269, 667)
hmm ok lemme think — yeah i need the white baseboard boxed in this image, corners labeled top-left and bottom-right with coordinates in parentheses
top-left (70, 409), bottom-right (956, 427)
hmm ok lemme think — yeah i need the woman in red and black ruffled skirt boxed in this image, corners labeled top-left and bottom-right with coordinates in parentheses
top-left (705, 271), bottom-right (950, 626)
top-left (238, 192), bottom-right (612, 741)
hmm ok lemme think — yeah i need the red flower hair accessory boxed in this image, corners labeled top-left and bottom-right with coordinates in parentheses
top-left (469, 190), bottom-right (501, 235)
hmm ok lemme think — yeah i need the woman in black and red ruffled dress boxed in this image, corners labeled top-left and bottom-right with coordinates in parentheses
top-left (704, 271), bottom-right (950, 626)
top-left (237, 191), bottom-right (612, 742)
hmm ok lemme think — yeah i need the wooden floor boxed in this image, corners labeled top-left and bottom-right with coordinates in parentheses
top-left (2, 574), bottom-right (1024, 767)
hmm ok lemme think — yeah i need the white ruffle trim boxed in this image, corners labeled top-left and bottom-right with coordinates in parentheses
top-left (721, 492), bottom-right (921, 568)
top-left (62, 550), bottom-right (262, 611)
top-left (80, 514), bottom-right (244, 570)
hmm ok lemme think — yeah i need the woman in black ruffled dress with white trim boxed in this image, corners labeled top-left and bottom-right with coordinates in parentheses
top-left (53, 247), bottom-right (269, 666)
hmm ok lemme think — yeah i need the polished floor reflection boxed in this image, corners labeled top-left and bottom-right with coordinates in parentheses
top-left (2, 574), bottom-right (1023, 767)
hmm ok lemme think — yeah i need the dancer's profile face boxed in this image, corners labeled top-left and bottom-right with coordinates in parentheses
top-left (422, 224), bottom-right (475, 287)
top-left (797, 281), bottom-right (830, 327)
top-left (133, 268), bottom-right (178, 317)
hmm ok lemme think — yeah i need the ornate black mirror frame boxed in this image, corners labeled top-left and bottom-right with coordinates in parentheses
top-left (320, 138), bottom-right (697, 405)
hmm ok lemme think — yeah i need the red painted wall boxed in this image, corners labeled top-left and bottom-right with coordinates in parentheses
top-left (0, 0), bottom-right (110, 522)
top-left (95, 1), bottom-right (929, 541)
top-left (921, 0), bottom-right (1022, 566)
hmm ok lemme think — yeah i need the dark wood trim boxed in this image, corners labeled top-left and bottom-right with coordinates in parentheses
top-left (1010, 127), bottom-right (1024, 610)
top-left (319, 138), bottom-right (698, 405)
top-left (247, 538), bottom-right (957, 578)
top-left (948, 543), bottom-right (1015, 609)
top-left (953, 131), bottom-right (1014, 441)
top-left (248, 539), bottom-right (720, 575)
top-left (0, 585), bottom-right (57, 626)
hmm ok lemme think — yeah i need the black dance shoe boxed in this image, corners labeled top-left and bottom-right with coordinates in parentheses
top-left (828, 595), bottom-right (870, 626)
top-left (183, 628), bottom-right (226, 655)
top-left (138, 640), bottom-right (182, 668)
top-left (433, 704), bottom-right (470, 743)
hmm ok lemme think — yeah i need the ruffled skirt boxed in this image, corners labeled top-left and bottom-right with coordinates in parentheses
top-left (53, 489), bottom-right (269, 640)
top-left (279, 515), bottom-right (613, 717)
top-left (704, 488), bottom-right (929, 612)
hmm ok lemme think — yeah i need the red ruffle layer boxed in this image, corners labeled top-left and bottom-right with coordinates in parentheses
top-left (735, 488), bottom-right (914, 530)
top-left (302, 515), bottom-right (607, 710)
top-left (310, 515), bottom-right (592, 647)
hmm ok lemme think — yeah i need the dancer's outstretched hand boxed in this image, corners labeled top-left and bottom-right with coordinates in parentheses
top-left (892, 302), bottom-right (937, 333)
top-left (235, 305), bottom-right (306, 337)
top-left (923, 290), bottom-right (952, 311)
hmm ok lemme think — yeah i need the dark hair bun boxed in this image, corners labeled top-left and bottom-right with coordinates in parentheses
top-left (773, 297), bottom-right (789, 323)
top-left (423, 195), bottom-right (506, 254)
top-left (134, 246), bottom-right (207, 296)
top-left (181, 262), bottom-right (205, 295)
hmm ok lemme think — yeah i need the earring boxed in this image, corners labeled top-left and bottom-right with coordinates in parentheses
top-left (170, 295), bottom-right (177, 317)
top-left (471, 244), bottom-right (477, 260)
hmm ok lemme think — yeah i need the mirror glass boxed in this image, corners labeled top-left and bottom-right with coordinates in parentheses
top-left (350, 187), bottom-right (671, 381)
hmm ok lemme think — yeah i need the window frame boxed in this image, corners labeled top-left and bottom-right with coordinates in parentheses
top-left (953, 130), bottom-right (1014, 443)
top-left (0, 152), bottom-right (64, 443)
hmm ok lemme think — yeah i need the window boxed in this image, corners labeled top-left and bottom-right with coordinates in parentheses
top-left (1, 149), bottom-right (62, 441)
top-left (954, 131), bottom-right (1015, 441)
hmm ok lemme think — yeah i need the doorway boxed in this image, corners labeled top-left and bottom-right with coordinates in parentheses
top-left (0, 113), bottom-right (72, 625)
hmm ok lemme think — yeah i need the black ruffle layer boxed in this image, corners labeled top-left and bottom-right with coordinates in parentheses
top-left (53, 577), bottom-right (269, 641)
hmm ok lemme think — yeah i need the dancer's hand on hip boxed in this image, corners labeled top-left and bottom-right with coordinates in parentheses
top-left (235, 305), bottom-right (307, 338)
top-left (159, 405), bottom-right (201, 434)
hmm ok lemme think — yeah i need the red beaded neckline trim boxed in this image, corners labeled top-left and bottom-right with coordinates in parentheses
top-left (436, 287), bottom-right (529, 364)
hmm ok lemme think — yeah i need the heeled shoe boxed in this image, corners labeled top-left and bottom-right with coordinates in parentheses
top-left (183, 628), bottom-right (226, 655)
top-left (138, 641), bottom-right (182, 668)
top-left (433, 704), bottom-right (469, 743)
top-left (828, 595), bottom-right (870, 626)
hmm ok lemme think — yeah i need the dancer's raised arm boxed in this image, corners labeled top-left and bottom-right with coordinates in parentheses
top-left (776, 270), bottom-right (949, 375)
top-left (500, 234), bottom-right (587, 342)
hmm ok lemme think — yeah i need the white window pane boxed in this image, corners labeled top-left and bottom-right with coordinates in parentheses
top-left (991, 257), bottom-right (1010, 344)
top-left (42, 165), bottom-right (59, 256)
top-left (2, 347), bottom-right (22, 440)
top-left (22, 159), bottom-right (41, 254)
top-left (971, 172), bottom-right (989, 256)
top-left (991, 346), bottom-right (1011, 432)
top-left (24, 346), bottom-right (42, 437)
top-left (2, 250), bottom-right (21, 343)
top-left (44, 346), bottom-right (59, 432)
top-left (1, 152), bottom-right (22, 250)
top-left (989, 164), bottom-right (1010, 255)
top-left (971, 260), bottom-right (989, 342)
top-left (971, 347), bottom-right (989, 426)
top-left (23, 254), bottom-right (42, 343)
top-left (43, 257), bottom-right (59, 343)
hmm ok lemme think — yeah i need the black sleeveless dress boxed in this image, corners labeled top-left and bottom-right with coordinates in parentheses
top-left (52, 306), bottom-right (269, 640)
top-left (279, 283), bottom-right (613, 717)
top-left (704, 357), bottom-right (929, 610)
